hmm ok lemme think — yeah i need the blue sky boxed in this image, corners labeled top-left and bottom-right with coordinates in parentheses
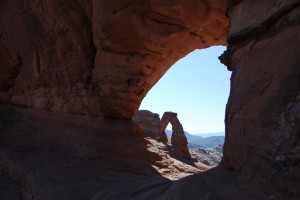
top-left (139, 46), bottom-right (231, 135)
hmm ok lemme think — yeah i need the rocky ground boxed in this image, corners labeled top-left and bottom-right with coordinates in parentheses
top-left (189, 144), bottom-right (223, 167)
top-left (0, 105), bottom-right (202, 199)
top-left (134, 110), bottom-right (223, 172)
top-left (145, 138), bottom-right (202, 179)
top-left (0, 105), bottom-right (297, 200)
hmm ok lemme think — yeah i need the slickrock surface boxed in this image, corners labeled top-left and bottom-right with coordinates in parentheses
top-left (0, 105), bottom-right (200, 199)
top-left (146, 138), bottom-right (201, 180)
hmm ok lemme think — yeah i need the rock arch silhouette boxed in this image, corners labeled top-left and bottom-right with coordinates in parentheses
top-left (161, 112), bottom-right (191, 161)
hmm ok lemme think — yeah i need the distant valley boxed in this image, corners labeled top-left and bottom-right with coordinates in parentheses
top-left (165, 130), bottom-right (225, 148)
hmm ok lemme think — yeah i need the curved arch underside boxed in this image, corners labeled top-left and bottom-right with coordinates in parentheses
top-left (0, 0), bottom-right (228, 119)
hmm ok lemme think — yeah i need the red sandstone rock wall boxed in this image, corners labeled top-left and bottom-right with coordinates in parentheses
top-left (1, 0), bottom-right (94, 114)
top-left (133, 110), bottom-right (166, 141)
top-left (220, 0), bottom-right (300, 195)
top-left (0, 0), bottom-right (228, 119)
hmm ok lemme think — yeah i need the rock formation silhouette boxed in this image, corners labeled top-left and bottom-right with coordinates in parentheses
top-left (161, 112), bottom-right (191, 161)
top-left (134, 110), bottom-right (192, 163)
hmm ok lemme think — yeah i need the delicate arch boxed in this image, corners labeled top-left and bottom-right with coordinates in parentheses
top-left (161, 112), bottom-right (191, 161)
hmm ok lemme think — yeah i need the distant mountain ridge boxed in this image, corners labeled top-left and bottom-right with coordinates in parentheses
top-left (193, 132), bottom-right (224, 138)
top-left (165, 130), bottom-right (225, 148)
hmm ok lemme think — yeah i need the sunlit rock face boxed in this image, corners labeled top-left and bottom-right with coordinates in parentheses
top-left (133, 110), bottom-right (167, 142)
top-left (134, 110), bottom-right (192, 162)
top-left (161, 112), bottom-right (191, 160)
top-left (0, 0), bottom-right (228, 119)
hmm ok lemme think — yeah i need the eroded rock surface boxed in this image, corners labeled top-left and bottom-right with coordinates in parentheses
top-left (0, 171), bottom-right (22, 200)
top-left (133, 110), bottom-right (167, 142)
top-left (219, 1), bottom-right (300, 197)
top-left (189, 144), bottom-right (223, 167)
top-left (0, 0), bottom-right (228, 119)
top-left (134, 110), bottom-right (198, 166)
top-left (161, 112), bottom-right (192, 161)
top-left (0, 105), bottom-right (200, 199)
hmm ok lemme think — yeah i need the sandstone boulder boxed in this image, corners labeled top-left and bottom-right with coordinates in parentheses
top-left (133, 110), bottom-right (167, 142)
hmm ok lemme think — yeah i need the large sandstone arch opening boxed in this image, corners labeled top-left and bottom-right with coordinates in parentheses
top-left (0, 0), bottom-right (228, 119)
top-left (139, 46), bottom-right (230, 134)
top-left (137, 46), bottom-right (229, 168)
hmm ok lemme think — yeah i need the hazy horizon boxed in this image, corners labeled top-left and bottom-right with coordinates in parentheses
top-left (165, 129), bottom-right (225, 136)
